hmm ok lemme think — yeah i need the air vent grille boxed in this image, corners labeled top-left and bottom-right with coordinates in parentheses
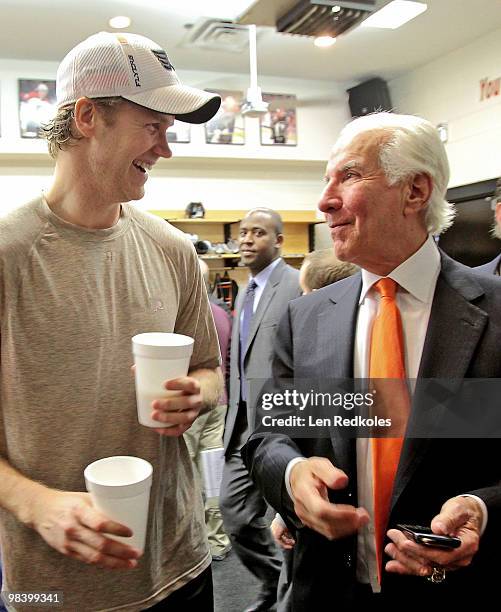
top-left (179, 19), bottom-right (250, 53)
top-left (277, 0), bottom-right (376, 38)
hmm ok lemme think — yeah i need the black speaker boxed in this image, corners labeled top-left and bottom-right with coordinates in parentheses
top-left (347, 77), bottom-right (392, 118)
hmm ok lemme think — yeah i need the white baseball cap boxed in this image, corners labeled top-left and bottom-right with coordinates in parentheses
top-left (56, 32), bottom-right (221, 124)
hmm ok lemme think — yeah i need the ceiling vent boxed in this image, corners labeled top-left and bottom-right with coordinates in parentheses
top-left (179, 19), bottom-right (251, 53)
top-left (276, 0), bottom-right (376, 38)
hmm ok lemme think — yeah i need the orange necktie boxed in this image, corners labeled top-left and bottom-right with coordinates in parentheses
top-left (369, 278), bottom-right (410, 583)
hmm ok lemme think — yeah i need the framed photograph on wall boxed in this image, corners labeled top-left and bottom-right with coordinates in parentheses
top-left (167, 120), bottom-right (191, 143)
top-left (18, 79), bottom-right (57, 139)
top-left (260, 93), bottom-right (297, 146)
top-left (205, 89), bottom-right (245, 145)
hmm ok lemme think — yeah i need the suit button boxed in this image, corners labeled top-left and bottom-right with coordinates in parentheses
top-left (347, 492), bottom-right (353, 498)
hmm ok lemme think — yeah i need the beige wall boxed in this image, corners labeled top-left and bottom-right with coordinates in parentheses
top-left (390, 27), bottom-right (501, 187)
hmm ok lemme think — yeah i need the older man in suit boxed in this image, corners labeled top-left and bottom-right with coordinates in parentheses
top-left (243, 113), bottom-right (501, 611)
top-left (475, 180), bottom-right (501, 275)
top-left (220, 208), bottom-right (301, 611)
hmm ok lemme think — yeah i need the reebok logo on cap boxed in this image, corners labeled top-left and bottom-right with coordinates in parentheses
top-left (128, 55), bottom-right (141, 87)
top-left (151, 49), bottom-right (175, 72)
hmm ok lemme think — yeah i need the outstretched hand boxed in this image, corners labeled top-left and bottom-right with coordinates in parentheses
top-left (290, 457), bottom-right (369, 540)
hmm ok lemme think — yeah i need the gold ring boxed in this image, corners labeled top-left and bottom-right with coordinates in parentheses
top-left (427, 566), bottom-right (446, 583)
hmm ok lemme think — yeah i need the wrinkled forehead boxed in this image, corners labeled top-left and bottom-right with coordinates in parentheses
top-left (327, 130), bottom-right (389, 174)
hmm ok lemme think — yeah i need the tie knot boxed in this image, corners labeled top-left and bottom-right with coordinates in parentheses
top-left (374, 277), bottom-right (397, 299)
top-left (247, 279), bottom-right (257, 294)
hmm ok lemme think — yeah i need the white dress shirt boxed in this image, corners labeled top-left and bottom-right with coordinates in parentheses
top-left (240, 257), bottom-right (281, 324)
top-left (285, 235), bottom-right (487, 591)
top-left (355, 234), bottom-right (439, 590)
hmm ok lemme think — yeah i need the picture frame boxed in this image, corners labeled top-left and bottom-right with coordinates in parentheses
top-left (18, 79), bottom-right (57, 139)
top-left (260, 93), bottom-right (297, 146)
top-left (205, 89), bottom-right (245, 145)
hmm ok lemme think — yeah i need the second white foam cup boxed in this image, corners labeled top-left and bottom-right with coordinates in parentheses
top-left (132, 332), bottom-right (194, 428)
top-left (84, 456), bottom-right (153, 552)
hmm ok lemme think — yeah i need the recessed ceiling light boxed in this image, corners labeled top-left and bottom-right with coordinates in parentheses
top-left (314, 36), bottom-right (336, 48)
top-left (360, 1), bottom-right (427, 29)
top-left (331, 5), bottom-right (341, 12)
top-left (109, 16), bottom-right (132, 29)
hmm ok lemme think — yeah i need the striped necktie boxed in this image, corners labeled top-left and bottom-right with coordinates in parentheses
top-left (240, 279), bottom-right (257, 401)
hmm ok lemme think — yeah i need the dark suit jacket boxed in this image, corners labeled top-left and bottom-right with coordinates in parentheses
top-left (243, 252), bottom-right (501, 610)
top-left (474, 252), bottom-right (500, 275)
top-left (224, 258), bottom-right (301, 452)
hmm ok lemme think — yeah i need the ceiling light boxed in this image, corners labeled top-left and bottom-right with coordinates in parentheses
top-left (109, 16), bottom-right (131, 29)
top-left (331, 5), bottom-right (341, 12)
top-left (314, 36), bottom-right (336, 48)
top-left (360, 1), bottom-right (427, 29)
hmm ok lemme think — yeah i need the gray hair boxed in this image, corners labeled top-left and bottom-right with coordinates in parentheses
top-left (492, 218), bottom-right (501, 241)
top-left (41, 96), bottom-right (123, 159)
top-left (333, 112), bottom-right (454, 235)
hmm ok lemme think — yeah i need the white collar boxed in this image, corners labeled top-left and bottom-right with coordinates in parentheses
top-left (359, 234), bottom-right (440, 304)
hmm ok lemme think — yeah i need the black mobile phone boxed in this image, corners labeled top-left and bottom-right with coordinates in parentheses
top-left (397, 524), bottom-right (461, 549)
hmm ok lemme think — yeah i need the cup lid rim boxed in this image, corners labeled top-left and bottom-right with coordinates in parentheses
top-left (84, 455), bottom-right (153, 487)
top-left (132, 332), bottom-right (194, 348)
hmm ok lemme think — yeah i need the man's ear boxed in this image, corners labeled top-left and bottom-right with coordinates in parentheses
top-left (73, 97), bottom-right (99, 138)
top-left (275, 233), bottom-right (284, 249)
top-left (404, 172), bottom-right (433, 215)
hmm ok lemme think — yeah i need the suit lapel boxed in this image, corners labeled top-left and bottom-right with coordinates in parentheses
top-left (318, 274), bottom-right (361, 379)
top-left (243, 259), bottom-right (285, 362)
top-left (320, 275), bottom-right (362, 473)
top-left (392, 253), bottom-right (488, 510)
top-left (491, 253), bottom-right (501, 274)
top-left (232, 286), bottom-right (246, 362)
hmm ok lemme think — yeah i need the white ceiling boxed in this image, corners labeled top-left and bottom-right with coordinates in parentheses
top-left (1, 0), bottom-right (501, 84)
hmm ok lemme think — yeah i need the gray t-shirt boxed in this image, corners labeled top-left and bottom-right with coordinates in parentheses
top-left (0, 197), bottom-right (220, 611)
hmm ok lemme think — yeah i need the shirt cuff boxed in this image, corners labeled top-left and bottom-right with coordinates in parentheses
top-left (285, 457), bottom-right (307, 501)
top-left (462, 494), bottom-right (488, 535)
top-left (274, 513), bottom-right (287, 529)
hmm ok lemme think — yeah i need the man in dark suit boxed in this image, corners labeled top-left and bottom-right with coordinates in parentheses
top-left (475, 181), bottom-right (500, 275)
top-left (243, 113), bottom-right (501, 610)
top-left (220, 208), bottom-right (301, 611)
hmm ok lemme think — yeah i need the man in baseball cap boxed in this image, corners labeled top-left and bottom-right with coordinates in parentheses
top-left (0, 33), bottom-right (223, 610)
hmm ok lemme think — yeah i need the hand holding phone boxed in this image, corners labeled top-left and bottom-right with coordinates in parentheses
top-left (397, 524), bottom-right (461, 549)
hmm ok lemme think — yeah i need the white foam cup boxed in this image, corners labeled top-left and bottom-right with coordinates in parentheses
top-left (132, 332), bottom-right (194, 428)
top-left (84, 456), bottom-right (153, 552)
